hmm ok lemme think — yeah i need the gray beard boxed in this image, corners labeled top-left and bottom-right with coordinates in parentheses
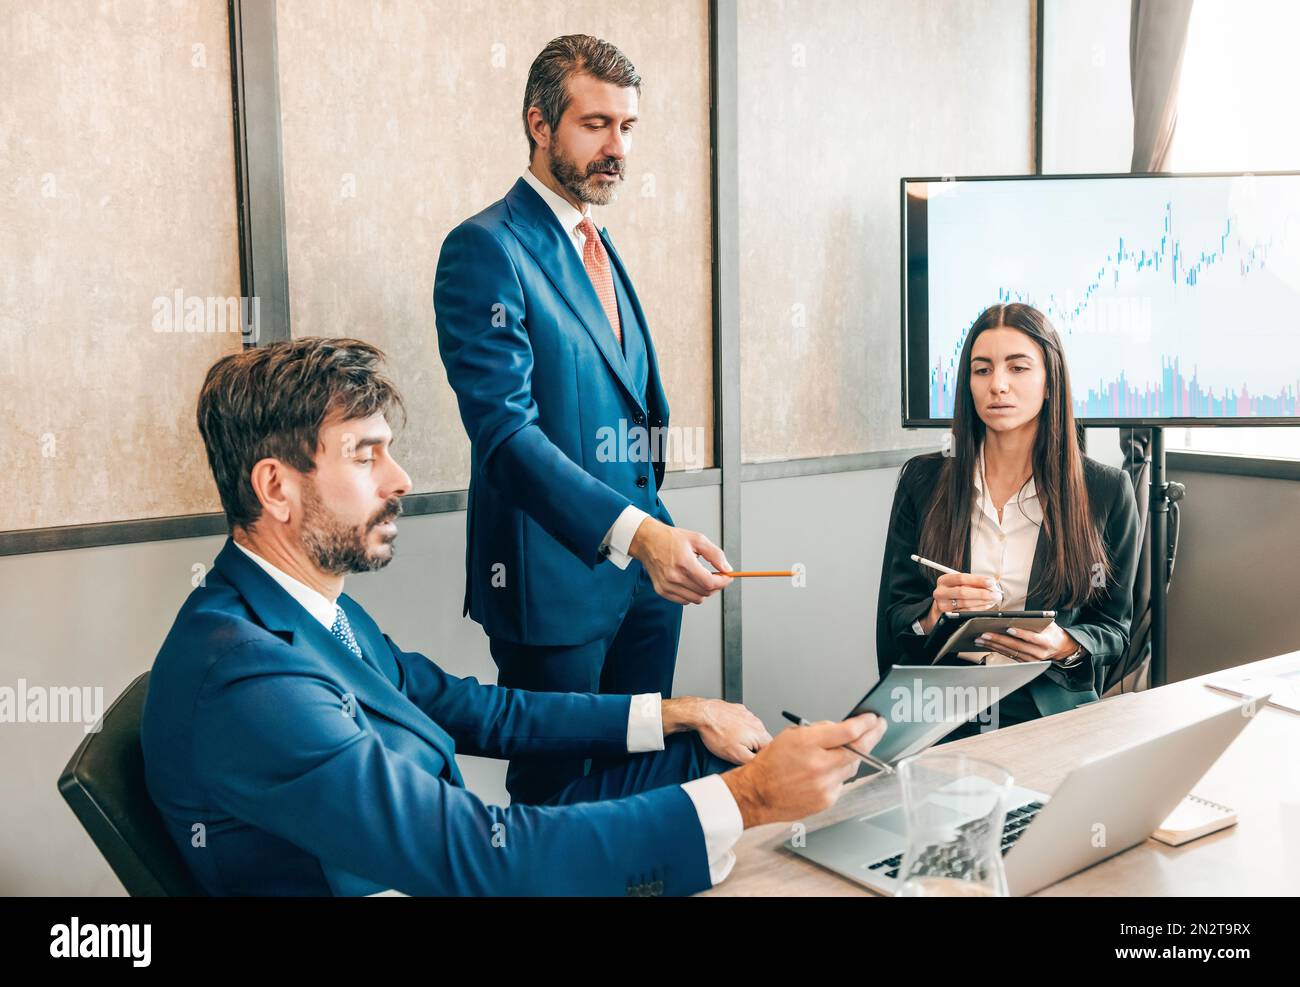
top-left (548, 143), bottom-right (622, 206)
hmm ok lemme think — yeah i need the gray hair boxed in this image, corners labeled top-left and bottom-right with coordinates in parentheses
top-left (522, 35), bottom-right (641, 155)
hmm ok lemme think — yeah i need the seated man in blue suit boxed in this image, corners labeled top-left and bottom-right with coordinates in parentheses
top-left (141, 338), bottom-right (886, 896)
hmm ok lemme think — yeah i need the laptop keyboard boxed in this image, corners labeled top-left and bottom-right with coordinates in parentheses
top-left (864, 801), bottom-right (1045, 881)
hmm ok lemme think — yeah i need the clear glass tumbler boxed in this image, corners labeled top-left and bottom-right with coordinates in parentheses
top-left (894, 752), bottom-right (1012, 897)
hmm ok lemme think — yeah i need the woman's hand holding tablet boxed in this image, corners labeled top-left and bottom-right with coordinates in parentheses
top-left (975, 621), bottom-right (1082, 664)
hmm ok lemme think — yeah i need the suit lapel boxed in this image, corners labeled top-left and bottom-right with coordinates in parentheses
top-left (293, 612), bottom-right (464, 783)
top-left (213, 540), bottom-right (463, 778)
top-left (338, 598), bottom-right (465, 786)
top-left (602, 231), bottom-right (650, 349)
top-left (503, 178), bottom-right (642, 408)
top-left (603, 229), bottom-right (670, 408)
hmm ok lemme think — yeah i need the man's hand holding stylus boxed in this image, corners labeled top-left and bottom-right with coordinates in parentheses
top-left (721, 714), bottom-right (888, 828)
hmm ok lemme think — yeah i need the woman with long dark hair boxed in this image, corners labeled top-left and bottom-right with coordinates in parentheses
top-left (876, 302), bottom-right (1140, 732)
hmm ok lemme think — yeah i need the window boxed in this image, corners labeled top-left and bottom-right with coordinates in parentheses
top-left (1163, 0), bottom-right (1300, 460)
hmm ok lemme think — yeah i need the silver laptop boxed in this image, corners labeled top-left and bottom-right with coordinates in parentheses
top-left (787, 697), bottom-right (1264, 896)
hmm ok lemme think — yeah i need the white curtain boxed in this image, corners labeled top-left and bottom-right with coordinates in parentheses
top-left (1129, 0), bottom-right (1195, 171)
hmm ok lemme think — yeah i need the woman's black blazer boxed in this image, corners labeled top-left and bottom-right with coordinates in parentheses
top-left (875, 452), bottom-right (1141, 717)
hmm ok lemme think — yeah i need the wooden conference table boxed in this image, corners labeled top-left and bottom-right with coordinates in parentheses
top-left (701, 651), bottom-right (1300, 896)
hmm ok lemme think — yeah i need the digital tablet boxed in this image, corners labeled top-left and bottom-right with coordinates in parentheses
top-left (923, 610), bottom-right (1057, 662)
top-left (841, 662), bottom-right (1051, 763)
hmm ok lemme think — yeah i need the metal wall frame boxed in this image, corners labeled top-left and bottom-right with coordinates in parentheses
top-left (229, 0), bottom-right (290, 345)
top-left (710, 0), bottom-right (742, 699)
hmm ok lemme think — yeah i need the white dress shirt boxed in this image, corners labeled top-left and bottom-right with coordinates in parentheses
top-left (234, 538), bottom-right (742, 885)
top-left (520, 168), bottom-right (650, 570)
top-left (913, 442), bottom-right (1044, 664)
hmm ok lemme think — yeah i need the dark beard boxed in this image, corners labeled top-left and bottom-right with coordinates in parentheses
top-left (300, 481), bottom-right (402, 575)
top-left (548, 143), bottom-right (624, 206)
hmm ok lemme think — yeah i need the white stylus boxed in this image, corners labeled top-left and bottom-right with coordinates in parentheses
top-left (910, 554), bottom-right (1003, 601)
top-left (909, 554), bottom-right (960, 576)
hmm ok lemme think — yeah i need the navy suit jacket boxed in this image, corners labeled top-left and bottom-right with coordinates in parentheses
top-left (140, 539), bottom-right (712, 896)
top-left (434, 178), bottom-right (672, 646)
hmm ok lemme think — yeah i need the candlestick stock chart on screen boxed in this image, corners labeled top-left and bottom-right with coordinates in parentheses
top-left (902, 173), bottom-right (1300, 427)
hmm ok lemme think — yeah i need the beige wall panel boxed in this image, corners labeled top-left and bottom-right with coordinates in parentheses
top-left (738, 0), bottom-right (1035, 463)
top-left (0, 0), bottom-right (242, 531)
top-left (276, 0), bottom-right (714, 490)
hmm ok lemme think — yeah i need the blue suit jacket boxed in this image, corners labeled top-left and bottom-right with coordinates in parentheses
top-left (140, 539), bottom-right (712, 896)
top-left (434, 178), bottom-right (673, 646)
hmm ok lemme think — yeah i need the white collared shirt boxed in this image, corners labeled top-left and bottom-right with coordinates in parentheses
top-left (234, 537), bottom-right (743, 885)
top-left (522, 167), bottom-right (592, 259)
top-left (970, 442), bottom-right (1043, 610)
top-left (233, 539), bottom-right (339, 630)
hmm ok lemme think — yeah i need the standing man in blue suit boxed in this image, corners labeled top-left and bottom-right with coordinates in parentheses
top-left (141, 338), bottom-right (887, 895)
top-left (435, 35), bottom-right (731, 804)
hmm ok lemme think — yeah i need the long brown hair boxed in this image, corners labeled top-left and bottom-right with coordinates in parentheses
top-left (916, 303), bottom-right (1109, 608)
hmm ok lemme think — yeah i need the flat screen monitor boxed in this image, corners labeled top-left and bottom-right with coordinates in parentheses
top-left (901, 172), bottom-right (1300, 427)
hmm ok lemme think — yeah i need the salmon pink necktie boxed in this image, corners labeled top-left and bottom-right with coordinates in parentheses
top-left (576, 216), bottom-right (622, 346)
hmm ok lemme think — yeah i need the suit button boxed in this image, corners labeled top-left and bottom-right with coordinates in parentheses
top-left (633, 411), bottom-right (646, 426)
top-left (636, 476), bottom-right (648, 488)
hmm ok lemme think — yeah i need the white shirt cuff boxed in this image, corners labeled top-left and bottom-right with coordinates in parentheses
top-left (601, 506), bottom-right (650, 571)
top-left (912, 619), bottom-right (926, 635)
top-left (681, 774), bottom-right (744, 886)
top-left (626, 693), bottom-right (664, 752)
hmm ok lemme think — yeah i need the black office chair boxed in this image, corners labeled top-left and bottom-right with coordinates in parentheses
top-left (1102, 443), bottom-right (1152, 695)
top-left (58, 671), bottom-right (206, 896)
top-left (1098, 428), bottom-right (1181, 696)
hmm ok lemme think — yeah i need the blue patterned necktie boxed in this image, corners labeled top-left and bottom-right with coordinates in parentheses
top-left (330, 606), bottom-right (364, 660)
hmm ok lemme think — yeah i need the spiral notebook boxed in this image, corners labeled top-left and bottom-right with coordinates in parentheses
top-left (1151, 793), bottom-right (1237, 846)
